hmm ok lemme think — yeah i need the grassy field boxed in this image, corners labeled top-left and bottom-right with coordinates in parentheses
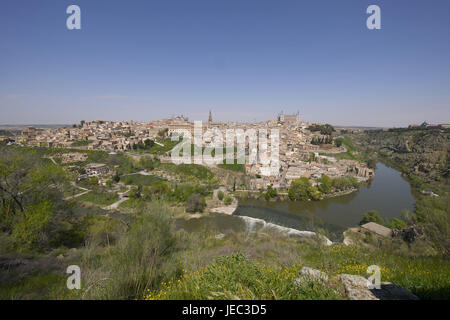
top-left (121, 174), bottom-right (163, 186)
top-left (1, 208), bottom-right (448, 300)
top-left (217, 162), bottom-right (246, 173)
top-left (145, 253), bottom-right (343, 300)
top-left (156, 163), bottom-right (215, 181)
top-left (133, 138), bottom-right (180, 155)
top-left (0, 272), bottom-right (73, 300)
top-left (166, 233), bottom-right (450, 300)
top-left (77, 191), bottom-right (119, 206)
top-left (320, 136), bottom-right (360, 161)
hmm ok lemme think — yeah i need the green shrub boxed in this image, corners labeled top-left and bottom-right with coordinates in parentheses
top-left (185, 193), bottom-right (206, 213)
top-left (144, 253), bottom-right (342, 300)
top-left (359, 210), bottom-right (384, 226)
top-left (77, 190), bottom-right (119, 206)
top-left (89, 177), bottom-right (99, 186)
top-left (139, 156), bottom-right (155, 171)
top-left (266, 185), bottom-right (277, 198)
top-left (87, 216), bottom-right (126, 246)
top-left (11, 201), bottom-right (53, 251)
top-left (385, 218), bottom-right (407, 229)
top-left (414, 196), bottom-right (450, 255)
top-left (288, 177), bottom-right (311, 201)
top-left (81, 203), bottom-right (181, 299)
top-left (122, 174), bottom-right (162, 186)
top-left (223, 195), bottom-right (233, 206)
top-left (334, 138), bottom-right (343, 147)
top-left (318, 175), bottom-right (332, 193)
top-left (288, 177), bottom-right (323, 201)
top-left (217, 190), bottom-right (224, 201)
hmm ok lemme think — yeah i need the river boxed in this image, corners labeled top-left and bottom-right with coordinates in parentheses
top-left (177, 163), bottom-right (415, 241)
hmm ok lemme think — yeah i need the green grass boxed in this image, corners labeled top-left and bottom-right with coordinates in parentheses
top-left (218, 162), bottom-right (246, 173)
top-left (80, 203), bottom-right (182, 299)
top-left (61, 184), bottom-right (83, 197)
top-left (0, 272), bottom-right (76, 300)
top-left (157, 163), bottom-right (215, 181)
top-left (167, 229), bottom-right (450, 300)
top-left (133, 138), bottom-right (180, 155)
top-left (121, 174), bottom-right (163, 186)
top-left (320, 136), bottom-right (362, 161)
top-left (299, 244), bottom-right (450, 300)
top-left (77, 191), bottom-right (119, 206)
top-left (144, 253), bottom-right (343, 300)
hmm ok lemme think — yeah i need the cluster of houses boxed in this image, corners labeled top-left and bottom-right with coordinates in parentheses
top-left (8, 112), bottom-right (375, 189)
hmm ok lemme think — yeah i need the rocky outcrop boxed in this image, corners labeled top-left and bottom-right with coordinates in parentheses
top-left (293, 268), bottom-right (419, 300)
top-left (342, 227), bottom-right (360, 246)
top-left (338, 274), bottom-right (419, 300)
top-left (355, 129), bottom-right (449, 182)
top-left (338, 274), bottom-right (378, 300)
top-left (297, 267), bottom-right (329, 283)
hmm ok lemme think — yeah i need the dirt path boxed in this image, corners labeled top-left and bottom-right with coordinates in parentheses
top-left (63, 182), bottom-right (91, 201)
top-left (102, 186), bottom-right (131, 210)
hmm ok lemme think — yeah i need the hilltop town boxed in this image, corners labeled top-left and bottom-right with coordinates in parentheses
top-left (2, 113), bottom-right (375, 192)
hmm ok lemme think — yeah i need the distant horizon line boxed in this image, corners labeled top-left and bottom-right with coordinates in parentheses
top-left (2, 120), bottom-right (445, 130)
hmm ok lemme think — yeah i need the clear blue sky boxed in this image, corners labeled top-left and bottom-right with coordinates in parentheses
top-left (1, 0), bottom-right (449, 126)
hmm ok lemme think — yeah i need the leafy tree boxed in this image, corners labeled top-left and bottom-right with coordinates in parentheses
top-left (137, 141), bottom-right (145, 149)
top-left (384, 218), bottom-right (407, 229)
top-left (144, 180), bottom-right (169, 201)
top-left (266, 185), bottom-right (278, 199)
top-left (308, 185), bottom-right (323, 201)
top-left (224, 195), bottom-right (233, 206)
top-left (144, 139), bottom-right (155, 148)
top-left (288, 177), bottom-right (312, 201)
top-left (129, 185), bottom-right (142, 199)
top-left (217, 190), bottom-right (224, 201)
top-left (112, 173), bottom-right (120, 183)
top-left (334, 137), bottom-right (343, 147)
top-left (139, 156), bottom-right (155, 171)
top-left (185, 193), bottom-right (206, 213)
top-left (359, 210), bottom-right (384, 225)
top-left (318, 175), bottom-right (332, 193)
top-left (0, 148), bottom-right (67, 228)
top-left (0, 147), bottom-right (73, 251)
top-left (332, 176), bottom-right (358, 191)
top-left (308, 124), bottom-right (335, 135)
top-left (366, 158), bottom-right (377, 169)
top-left (11, 201), bottom-right (52, 251)
top-left (89, 177), bottom-right (99, 186)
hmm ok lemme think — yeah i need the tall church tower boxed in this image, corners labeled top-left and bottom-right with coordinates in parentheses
top-left (208, 110), bottom-right (213, 123)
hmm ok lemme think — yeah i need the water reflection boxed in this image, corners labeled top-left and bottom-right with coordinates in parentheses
top-left (177, 163), bottom-right (415, 241)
